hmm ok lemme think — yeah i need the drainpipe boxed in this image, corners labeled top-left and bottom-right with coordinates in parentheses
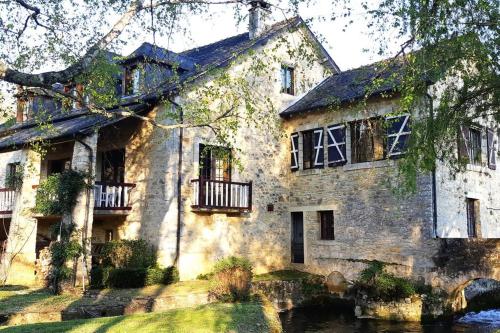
top-left (74, 135), bottom-right (94, 292)
top-left (174, 105), bottom-right (183, 266)
top-left (425, 93), bottom-right (438, 238)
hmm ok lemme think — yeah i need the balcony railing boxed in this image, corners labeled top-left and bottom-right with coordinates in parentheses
top-left (0, 188), bottom-right (15, 214)
top-left (191, 178), bottom-right (252, 212)
top-left (94, 182), bottom-right (135, 210)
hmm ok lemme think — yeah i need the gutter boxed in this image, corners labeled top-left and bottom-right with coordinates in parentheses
top-left (425, 93), bottom-right (438, 238)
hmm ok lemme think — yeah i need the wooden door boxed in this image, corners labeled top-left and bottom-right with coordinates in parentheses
top-left (291, 212), bottom-right (304, 263)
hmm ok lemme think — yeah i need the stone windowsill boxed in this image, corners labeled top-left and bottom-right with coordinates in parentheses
top-left (343, 159), bottom-right (395, 171)
top-left (296, 168), bottom-right (323, 177)
top-left (466, 164), bottom-right (491, 174)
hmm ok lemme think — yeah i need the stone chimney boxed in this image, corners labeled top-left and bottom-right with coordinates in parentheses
top-left (249, 1), bottom-right (271, 39)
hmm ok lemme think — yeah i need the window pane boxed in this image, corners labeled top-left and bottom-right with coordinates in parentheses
top-left (303, 131), bottom-right (314, 169)
top-left (320, 211), bottom-right (334, 240)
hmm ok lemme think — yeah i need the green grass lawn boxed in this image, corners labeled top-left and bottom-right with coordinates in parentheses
top-left (0, 301), bottom-right (281, 333)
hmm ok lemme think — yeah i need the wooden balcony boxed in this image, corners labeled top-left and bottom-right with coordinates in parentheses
top-left (94, 182), bottom-right (136, 211)
top-left (191, 178), bottom-right (252, 213)
top-left (0, 188), bottom-right (15, 214)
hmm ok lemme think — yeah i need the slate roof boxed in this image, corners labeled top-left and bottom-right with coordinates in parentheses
top-left (125, 42), bottom-right (196, 71)
top-left (0, 16), bottom-right (338, 151)
top-left (0, 103), bottom-right (148, 151)
top-left (280, 59), bottom-right (405, 117)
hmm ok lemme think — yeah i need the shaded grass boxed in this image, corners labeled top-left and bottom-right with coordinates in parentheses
top-left (253, 270), bottom-right (320, 282)
top-left (0, 280), bottom-right (209, 315)
top-left (0, 301), bottom-right (281, 333)
top-left (0, 288), bottom-right (79, 314)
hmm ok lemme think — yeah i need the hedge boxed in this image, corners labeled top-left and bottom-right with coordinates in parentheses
top-left (91, 266), bottom-right (179, 289)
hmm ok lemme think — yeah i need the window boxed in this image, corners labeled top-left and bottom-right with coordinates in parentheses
top-left (487, 128), bottom-right (497, 170)
top-left (290, 133), bottom-right (299, 171)
top-left (64, 84), bottom-right (85, 109)
top-left (466, 198), bottom-right (479, 238)
top-left (319, 211), bottom-right (334, 240)
top-left (16, 97), bottom-right (32, 122)
top-left (386, 114), bottom-right (411, 157)
top-left (6, 163), bottom-right (21, 189)
top-left (350, 118), bottom-right (385, 163)
top-left (199, 144), bottom-right (231, 181)
top-left (458, 126), bottom-right (482, 166)
top-left (302, 129), bottom-right (323, 169)
top-left (281, 66), bottom-right (295, 95)
top-left (102, 149), bottom-right (125, 183)
top-left (123, 66), bottom-right (141, 96)
top-left (327, 124), bottom-right (346, 166)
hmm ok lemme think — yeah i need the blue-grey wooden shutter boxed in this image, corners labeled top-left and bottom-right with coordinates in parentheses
top-left (326, 124), bottom-right (346, 166)
top-left (313, 129), bottom-right (324, 167)
top-left (487, 128), bottom-right (497, 170)
top-left (291, 133), bottom-right (299, 171)
top-left (387, 114), bottom-right (411, 157)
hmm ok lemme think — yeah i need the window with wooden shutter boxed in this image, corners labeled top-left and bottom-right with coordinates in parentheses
top-left (458, 126), bottom-right (482, 165)
top-left (319, 211), bottom-right (334, 240)
top-left (487, 128), bottom-right (497, 170)
top-left (302, 129), bottom-right (324, 169)
top-left (350, 118), bottom-right (385, 163)
top-left (327, 124), bottom-right (346, 166)
top-left (290, 133), bottom-right (299, 171)
top-left (466, 198), bottom-right (479, 238)
top-left (386, 115), bottom-right (411, 158)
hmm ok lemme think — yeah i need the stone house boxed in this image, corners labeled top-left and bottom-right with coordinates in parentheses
top-left (0, 1), bottom-right (497, 289)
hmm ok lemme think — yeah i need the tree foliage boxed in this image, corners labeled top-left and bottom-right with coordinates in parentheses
top-left (0, 0), bottom-right (498, 186)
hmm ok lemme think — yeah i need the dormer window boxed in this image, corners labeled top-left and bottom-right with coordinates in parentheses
top-left (281, 65), bottom-right (295, 95)
top-left (124, 66), bottom-right (141, 96)
top-left (63, 84), bottom-right (85, 110)
top-left (16, 96), bottom-right (32, 122)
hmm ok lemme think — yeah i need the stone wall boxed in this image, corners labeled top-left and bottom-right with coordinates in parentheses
top-left (282, 98), bottom-right (441, 284)
top-left (118, 25), bottom-right (331, 280)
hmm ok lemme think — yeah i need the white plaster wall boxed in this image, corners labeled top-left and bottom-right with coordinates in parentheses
top-left (0, 150), bottom-right (23, 187)
top-left (435, 127), bottom-right (500, 238)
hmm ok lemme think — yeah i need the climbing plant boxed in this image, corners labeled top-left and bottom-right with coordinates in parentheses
top-left (34, 169), bottom-right (89, 216)
top-left (33, 169), bottom-right (90, 293)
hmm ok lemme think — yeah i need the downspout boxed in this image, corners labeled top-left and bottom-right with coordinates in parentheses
top-left (425, 93), bottom-right (438, 238)
top-left (174, 105), bottom-right (183, 266)
top-left (74, 135), bottom-right (94, 292)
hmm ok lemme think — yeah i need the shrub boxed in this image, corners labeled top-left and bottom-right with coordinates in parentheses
top-left (100, 239), bottom-right (157, 269)
top-left (90, 266), bottom-right (113, 289)
top-left (209, 256), bottom-right (253, 302)
top-left (91, 266), bottom-right (178, 289)
top-left (354, 261), bottom-right (418, 301)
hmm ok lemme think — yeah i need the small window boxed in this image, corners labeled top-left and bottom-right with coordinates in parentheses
top-left (350, 118), bottom-right (386, 163)
top-left (386, 115), bottom-right (411, 157)
top-left (281, 66), bottom-right (295, 95)
top-left (458, 126), bottom-right (482, 165)
top-left (124, 66), bottom-right (141, 96)
top-left (319, 211), bottom-right (334, 240)
top-left (466, 198), bottom-right (479, 238)
top-left (6, 163), bottom-right (21, 189)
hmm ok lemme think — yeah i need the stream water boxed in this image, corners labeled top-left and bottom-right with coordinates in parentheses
top-left (280, 306), bottom-right (500, 333)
